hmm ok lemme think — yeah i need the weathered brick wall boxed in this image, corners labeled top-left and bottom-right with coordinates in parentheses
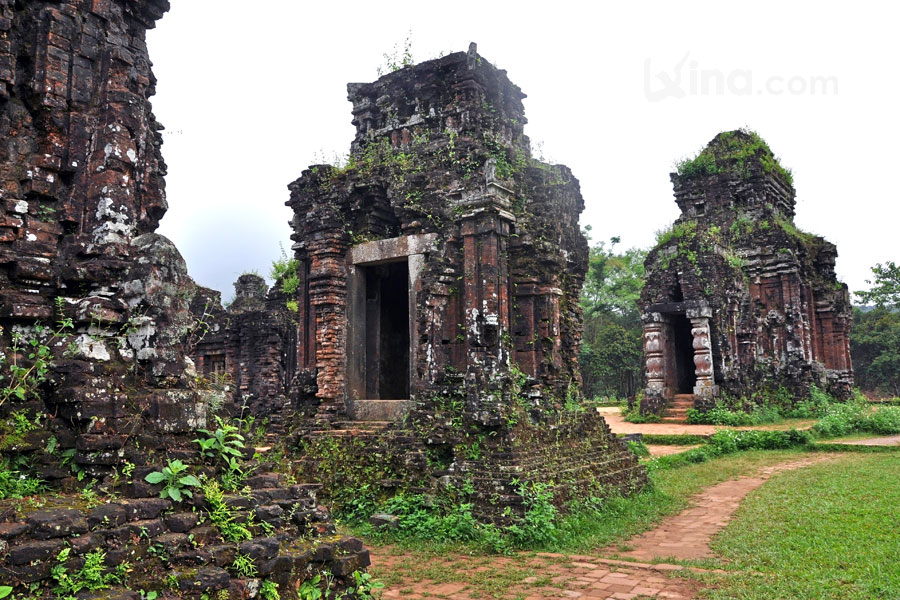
top-left (640, 130), bottom-right (853, 411)
top-left (0, 3), bottom-right (372, 597)
top-left (0, 0), bottom-right (224, 474)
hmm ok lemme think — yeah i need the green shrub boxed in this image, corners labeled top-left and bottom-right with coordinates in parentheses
top-left (812, 402), bottom-right (866, 438)
top-left (647, 428), bottom-right (811, 472)
top-left (709, 429), bottom-right (812, 452)
top-left (785, 385), bottom-right (834, 418)
top-left (626, 441), bottom-right (651, 457)
top-left (687, 406), bottom-right (753, 426)
top-left (370, 481), bottom-right (562, 552)
top-left (686, 403), bottom-right (782, 426)
top-left (860, 406), bottom-right (900, 435)
top-left (636, 433), bottom-right (709, 445)
top-left (623, 407), bottom-right (661, 423)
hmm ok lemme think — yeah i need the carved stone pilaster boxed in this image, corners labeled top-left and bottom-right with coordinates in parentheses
top-left (643, 319), bottom-right (666, 395)
top-left (690, 317), bottom-right (719, 399)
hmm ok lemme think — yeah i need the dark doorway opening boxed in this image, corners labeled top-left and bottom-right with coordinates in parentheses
top-left (671, 315), bottom-right (696, 394)
top-left (364, 262), bottom-right (409, 399)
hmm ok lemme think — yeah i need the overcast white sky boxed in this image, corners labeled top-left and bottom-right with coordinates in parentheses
top-left (148, 1), bottom-right (899, 301)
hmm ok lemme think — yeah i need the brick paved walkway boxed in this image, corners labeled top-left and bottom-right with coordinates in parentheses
top-left (832, 434), bottom-right (900, 446)
top-left (598, 407), bottom-right (817, 436)
top-left (371, 551), bottom-right (702, 600)
top-left (606, 456), bottom-right (833, 561)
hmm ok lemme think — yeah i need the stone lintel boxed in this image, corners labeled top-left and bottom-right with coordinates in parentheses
top-left (645, 300), bottom-right (712, 318)
top-left (515, 283), bottom-right (563, 297)
top-left (349, 233), bottom-right (437, 265)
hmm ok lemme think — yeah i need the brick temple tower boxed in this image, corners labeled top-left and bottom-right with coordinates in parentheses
top-left (639, 130), bottom-right (853, 415)
top-left (287, 43), bottom-right (589, 425)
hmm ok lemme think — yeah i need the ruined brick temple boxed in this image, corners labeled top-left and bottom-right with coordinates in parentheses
top-left (0, 1), bottom-right (368, 595)
top-left (288, 43), bottom-right (589, 424)
top-left (279, 44), bottom-right (644, 517)
top-left (0, 7), bottom-right (644, 590)
top-left (639, 130), bottom-right (853, 415)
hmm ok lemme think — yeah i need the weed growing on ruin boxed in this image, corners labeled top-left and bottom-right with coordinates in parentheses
top-left (0, 303), bottom-right (73, 408)
top-left (376, 32), bottom-right (414, 76)
top-left (51, 548), bottom-right (129, 598)
top-left (271, 245), bottom-right (301, 312)
top-left (506, 480), bottom-right (557, 548)
top-left (347, 570), bottom-right (385, 599)
top-left (0, 455), bottom-right (43, 498)
top-left (297, 435), bottom-right (402, 523)
top-left (144, 459), bottom-right (201, 502)
top-left (655, 220), bottom-right (697, 247)
top-left (297, 575), bottom-right (323, 600)
top-left (194, 415), bottom-right (246, 463)
top-left (201, 478), bottom-right (253, 542)
top-left (59, 448), bottom-right (85, 481)
top-left (229, 553), bottom-right (258, 578)
top-left (674, 129), bottom-right (793, 185)
top-left (259, 580), bottom-right (280, 600)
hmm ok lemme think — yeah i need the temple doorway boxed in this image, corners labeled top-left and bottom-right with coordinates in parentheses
top-left (362, 261), bottom-right (410, 399)
top-left (671, 314), bottom-right (696, 394)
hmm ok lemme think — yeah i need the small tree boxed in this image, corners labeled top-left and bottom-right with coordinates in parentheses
top-left (851, 261), bottom-right (900, 396)
top-left (856, 261), bottom-right (900, 308)
top-left (580, 237), bottom-right (647, 399)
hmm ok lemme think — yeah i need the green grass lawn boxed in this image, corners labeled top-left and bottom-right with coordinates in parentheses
top-left (704, 453), bottom-right (900, 599)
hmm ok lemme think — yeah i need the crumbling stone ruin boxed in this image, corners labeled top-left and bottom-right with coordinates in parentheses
top-left (639, 130), bottom-right (853, 415)
top-left (191, 274), bottom-right (298, 428)
top-left (284, 44), bottom-right (646, 520)
top-left (0, 1), bottom-right (367, 596)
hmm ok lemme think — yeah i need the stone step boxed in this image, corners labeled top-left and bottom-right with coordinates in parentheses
top-left (347, 398), bottom-right (413, 421)
top-left (308, 420), bottom-right (391, 437)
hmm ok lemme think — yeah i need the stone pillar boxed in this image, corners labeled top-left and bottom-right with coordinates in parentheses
top-left (643, 316), bottom-right (666, 397)
top-left (641, 313), bottom-right (668, 414)
top-left (459, 182), bottom-right (515, 425)
top-left (307, 235), bottom-right (350, 420)
top-left (690, 316), bottom-right (719, 400)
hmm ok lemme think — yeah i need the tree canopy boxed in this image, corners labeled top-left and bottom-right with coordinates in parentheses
top-left (579, 235), bottom-right (647, 399)
top-left (856, 261), bottom-right (900, 308)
